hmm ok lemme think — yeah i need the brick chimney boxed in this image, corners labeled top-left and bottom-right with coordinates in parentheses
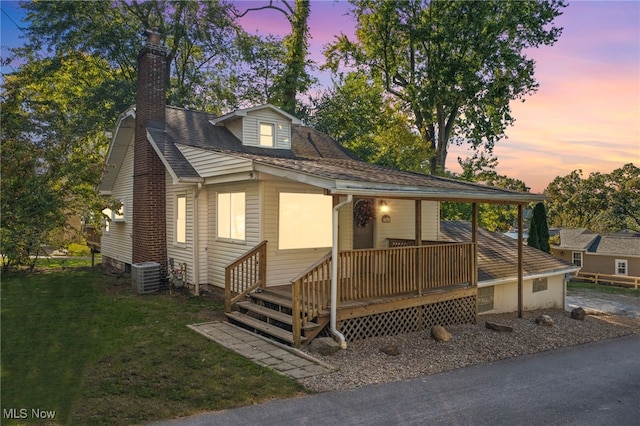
top-left (132, 30), bottom-right (168, 271)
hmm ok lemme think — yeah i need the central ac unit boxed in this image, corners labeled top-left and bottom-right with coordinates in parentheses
top-left (132, 262), bottom-right (161, 294)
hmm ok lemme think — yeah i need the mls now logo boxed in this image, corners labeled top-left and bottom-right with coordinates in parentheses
top-left (3, 408), bottom-right (56, 420)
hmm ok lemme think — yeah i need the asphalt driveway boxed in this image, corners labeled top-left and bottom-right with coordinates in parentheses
top-left (566, 288), bottom-right (640, 318)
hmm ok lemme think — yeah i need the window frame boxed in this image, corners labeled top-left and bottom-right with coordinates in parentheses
top-left (277, 192), bottom-right (333, 250)
top-left (532, 277), bottom-right (548, 293)
top-left (217, 191), bottom-right (246, 242)
top-left (615, 259), bottom-right (628, 276)
top-left (112, 198), bottom-right (126, 222)
top-left (175, 193), bottom-right (187, 245)
top-left (259, 122), bottom-right (275, 147)
top-left (572, 251), bottom-right (583, 267)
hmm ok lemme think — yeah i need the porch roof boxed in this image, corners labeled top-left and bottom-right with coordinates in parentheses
top-left (440, 221), bottom-right (579, 284)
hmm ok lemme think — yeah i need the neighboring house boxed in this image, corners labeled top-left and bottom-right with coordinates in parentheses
top-left (442, 221), bottom-right (578, 314)
top-left (552, 228), bottom-right (640, 277)
top-left (99, 32), bottom-right (549, 348)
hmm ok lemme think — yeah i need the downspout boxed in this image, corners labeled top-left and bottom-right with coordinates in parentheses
top-left (331, 194), bottom-right (352, 349)
top-left (193, 182), bottom-right (203, 296)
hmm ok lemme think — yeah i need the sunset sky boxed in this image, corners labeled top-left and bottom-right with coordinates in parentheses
top-left (3, 1), bottom-right (638, 193)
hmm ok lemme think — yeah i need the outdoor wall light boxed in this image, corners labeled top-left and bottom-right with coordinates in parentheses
top-left (379, 200), bottom-right (390, 213)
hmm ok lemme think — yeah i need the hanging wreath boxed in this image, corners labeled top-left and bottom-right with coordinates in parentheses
top-left (354, 199), bottom-right (376, 227)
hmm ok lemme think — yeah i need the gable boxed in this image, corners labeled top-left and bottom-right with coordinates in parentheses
top-left (99, 109), bottom-right (135, 194)
top-left (242, 108), bottom-right (292, 149)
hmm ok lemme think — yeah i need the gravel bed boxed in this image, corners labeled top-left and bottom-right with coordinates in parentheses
top-left (299, 309), bottom-right (640, 393)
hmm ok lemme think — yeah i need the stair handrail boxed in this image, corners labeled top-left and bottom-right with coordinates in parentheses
top-left (291, 251), bottom-right (332, 347)
top-left (224, 240), bottom-right (268, 313)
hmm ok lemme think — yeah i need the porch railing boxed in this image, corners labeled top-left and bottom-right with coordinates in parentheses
top-left (224, 240), bottom-right (268, 313)
top-left (337, 243), bottom-right (476, 301)
top-left (290, 243), bottom-right (476, 345)
top-left (291, 252), bottom-right (332, 347)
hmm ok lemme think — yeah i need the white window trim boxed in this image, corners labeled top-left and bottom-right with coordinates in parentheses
top-left (102, 208), bottom-right (112, 234)
top-left (572, 251), bottom-right (583, 267)
top-left (216, 191), bottom-right (246, 242)
top-left (277, 191), bottom-right (333, 250)
top-left (175, 193), bottom-right (187, 246)
top-left (258, 121), bottom-right (275, 147)
top-left (112, 198), bottom-right (126, 222)
top-left (615, 259), bottom-right (628, 276)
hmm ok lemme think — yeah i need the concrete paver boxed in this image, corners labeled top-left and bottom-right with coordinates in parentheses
top-left (187, 321), bottom-right (333, 379)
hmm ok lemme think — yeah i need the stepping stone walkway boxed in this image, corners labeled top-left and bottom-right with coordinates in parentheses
top-left (188, 321), bottom-right (333, 379)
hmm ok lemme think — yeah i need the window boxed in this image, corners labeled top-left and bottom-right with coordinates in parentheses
top-left (615, 259), bottom-right (628, 276)
top-left (572, 251), bottom-right (582, 267)
top-left (113, 199), bottom-right (125, 222)
top-left (102, 208), bottom-right (112, 234)
top-left (533, 277), bottom-right (548, 293)
top-left (278, 193), bottom-right (332, 250)
top-left (176, 195), bottom-right (186, 244)
top-left (259, 123), bottom-right (274, 146)
top-left (217, 192), bottom-right (245, 240)
top-left (477, 286), bottom-right (494, 313)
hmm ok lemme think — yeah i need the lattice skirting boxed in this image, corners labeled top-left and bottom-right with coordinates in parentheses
top-left (338, 296), bottom-right (477, 341)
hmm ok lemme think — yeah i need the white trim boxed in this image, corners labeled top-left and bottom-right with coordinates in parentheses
top-left (572, 251), bottom-right (583, 267)
top-left (477, 267), bottom-right (580, 287)
top-left (209, 104), bottom-right (302, 125)
top-left (615, 258), bottom-right (629, 276)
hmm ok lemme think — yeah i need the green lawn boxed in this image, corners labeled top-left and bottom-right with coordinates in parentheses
top-left (568, 280), bottom-right (640, 297)
top-left (1, 263), bottom-right (304, 425)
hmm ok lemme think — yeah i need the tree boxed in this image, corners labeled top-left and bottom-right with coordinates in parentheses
top-left (441, 152), bottom-right (530, 232)
top-left (233, 0), bottom-right (315, 115)
top-left (325, 0), bottom-right (566, 175)
top-left (545, 164), bottom-right (639, 232)
top-left (544, 170), bottom-right (609, 230)
top-left (18, 0), bottom-right (240, 112)
top-left (605, 163), bottom-right (640, 232)
top-left (527, 202), bottom-right (550, 252)
top-left (1, 53), bottom-right (117, 269)
top-left (309, 71), bottom-right (429, 172)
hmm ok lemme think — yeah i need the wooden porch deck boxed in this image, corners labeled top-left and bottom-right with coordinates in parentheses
top-left (224, 241), bottom-right (478, 347)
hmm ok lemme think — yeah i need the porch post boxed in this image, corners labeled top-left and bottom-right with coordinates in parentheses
top-left (415, 200), bottom-right (423, 294)
top-left (518, 204), bottom-right (524, 318)
top-left (472, 203), bottom-right (478, 287)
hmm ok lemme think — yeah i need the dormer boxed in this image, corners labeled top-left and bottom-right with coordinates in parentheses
top-left (210, 104), bottom-right (301, 150)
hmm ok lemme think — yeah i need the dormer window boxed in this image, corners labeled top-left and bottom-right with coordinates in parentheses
top-left (259, 122), bottom-right (275, 147)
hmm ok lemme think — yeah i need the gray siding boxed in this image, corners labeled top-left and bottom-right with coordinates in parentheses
top-left (242, 109), bottom-right (292, 149)
top-left (177, 145), bottom-right (253, 178)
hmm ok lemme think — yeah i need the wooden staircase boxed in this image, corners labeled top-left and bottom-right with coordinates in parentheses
top-left (225, 286), bottom-right (329, 346)
top-left (225, 287), bottom-right (329, 346)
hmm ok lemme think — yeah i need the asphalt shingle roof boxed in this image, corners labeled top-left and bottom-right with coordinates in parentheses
top-left (140, 106), bottom-right (543, 202)
top-left (440, 221), bottom-right (577, 282)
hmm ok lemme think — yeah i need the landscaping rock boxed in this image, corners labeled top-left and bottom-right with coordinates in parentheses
top-left (571, 307), bottom-right (586, 321)
top-left (535, 314), bottom-right (554, 326)
top-left (431, 325), bottom-right (452, 342)
top-left (308, 337), bottom-right (341, 356)
top-left (380, 345), bottom-right (400, 356)
top-left (485, 321), bottom-right (514, 332)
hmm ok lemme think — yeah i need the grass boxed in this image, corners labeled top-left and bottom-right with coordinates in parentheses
top-left (568, 280), bottom-right (640, 297)
top-left (1, 264), bottom-right (305, 425)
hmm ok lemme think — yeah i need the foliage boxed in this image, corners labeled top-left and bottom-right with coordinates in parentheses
top-left (18, 0), bottom-right (240, 112)
top-left (527, 202), bottom-right (550, 252)
top-left (325, 0), bottom-right (566, 175)
top-left (66, 243), bottom-right (91, 257)
top-left (309, 71), bottom-right (429, 172)
top-left (1, 268), bottom-right (303, 425)
top-left (1, 53), bottom-right (117, 269)
top-left (232, 0), bottom-right (315, 115)
top-left (441, 152), bottom-right (531, 232)
top-left (544, 164), bottom-right (638, 232)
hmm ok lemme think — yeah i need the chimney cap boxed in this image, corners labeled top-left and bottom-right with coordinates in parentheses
top-left (143, 29), bottom-right (161, 46)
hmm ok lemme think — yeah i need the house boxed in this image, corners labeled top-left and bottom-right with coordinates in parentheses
top-left (442, 221), bottom-right (578, 314)
top-left (552, 228), bottom-right (640, 280)
top-left (99, 31), bottom-right (552, 348)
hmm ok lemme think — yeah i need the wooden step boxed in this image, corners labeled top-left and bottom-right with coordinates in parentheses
top-left (225, 311), bottom-right (305, 345)
top-left (237, 301), bottom-right (294, 325)
top-left (237, 301), bottom-right (320, 331)
top-left (248, 290), bottom-right (293, 309)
